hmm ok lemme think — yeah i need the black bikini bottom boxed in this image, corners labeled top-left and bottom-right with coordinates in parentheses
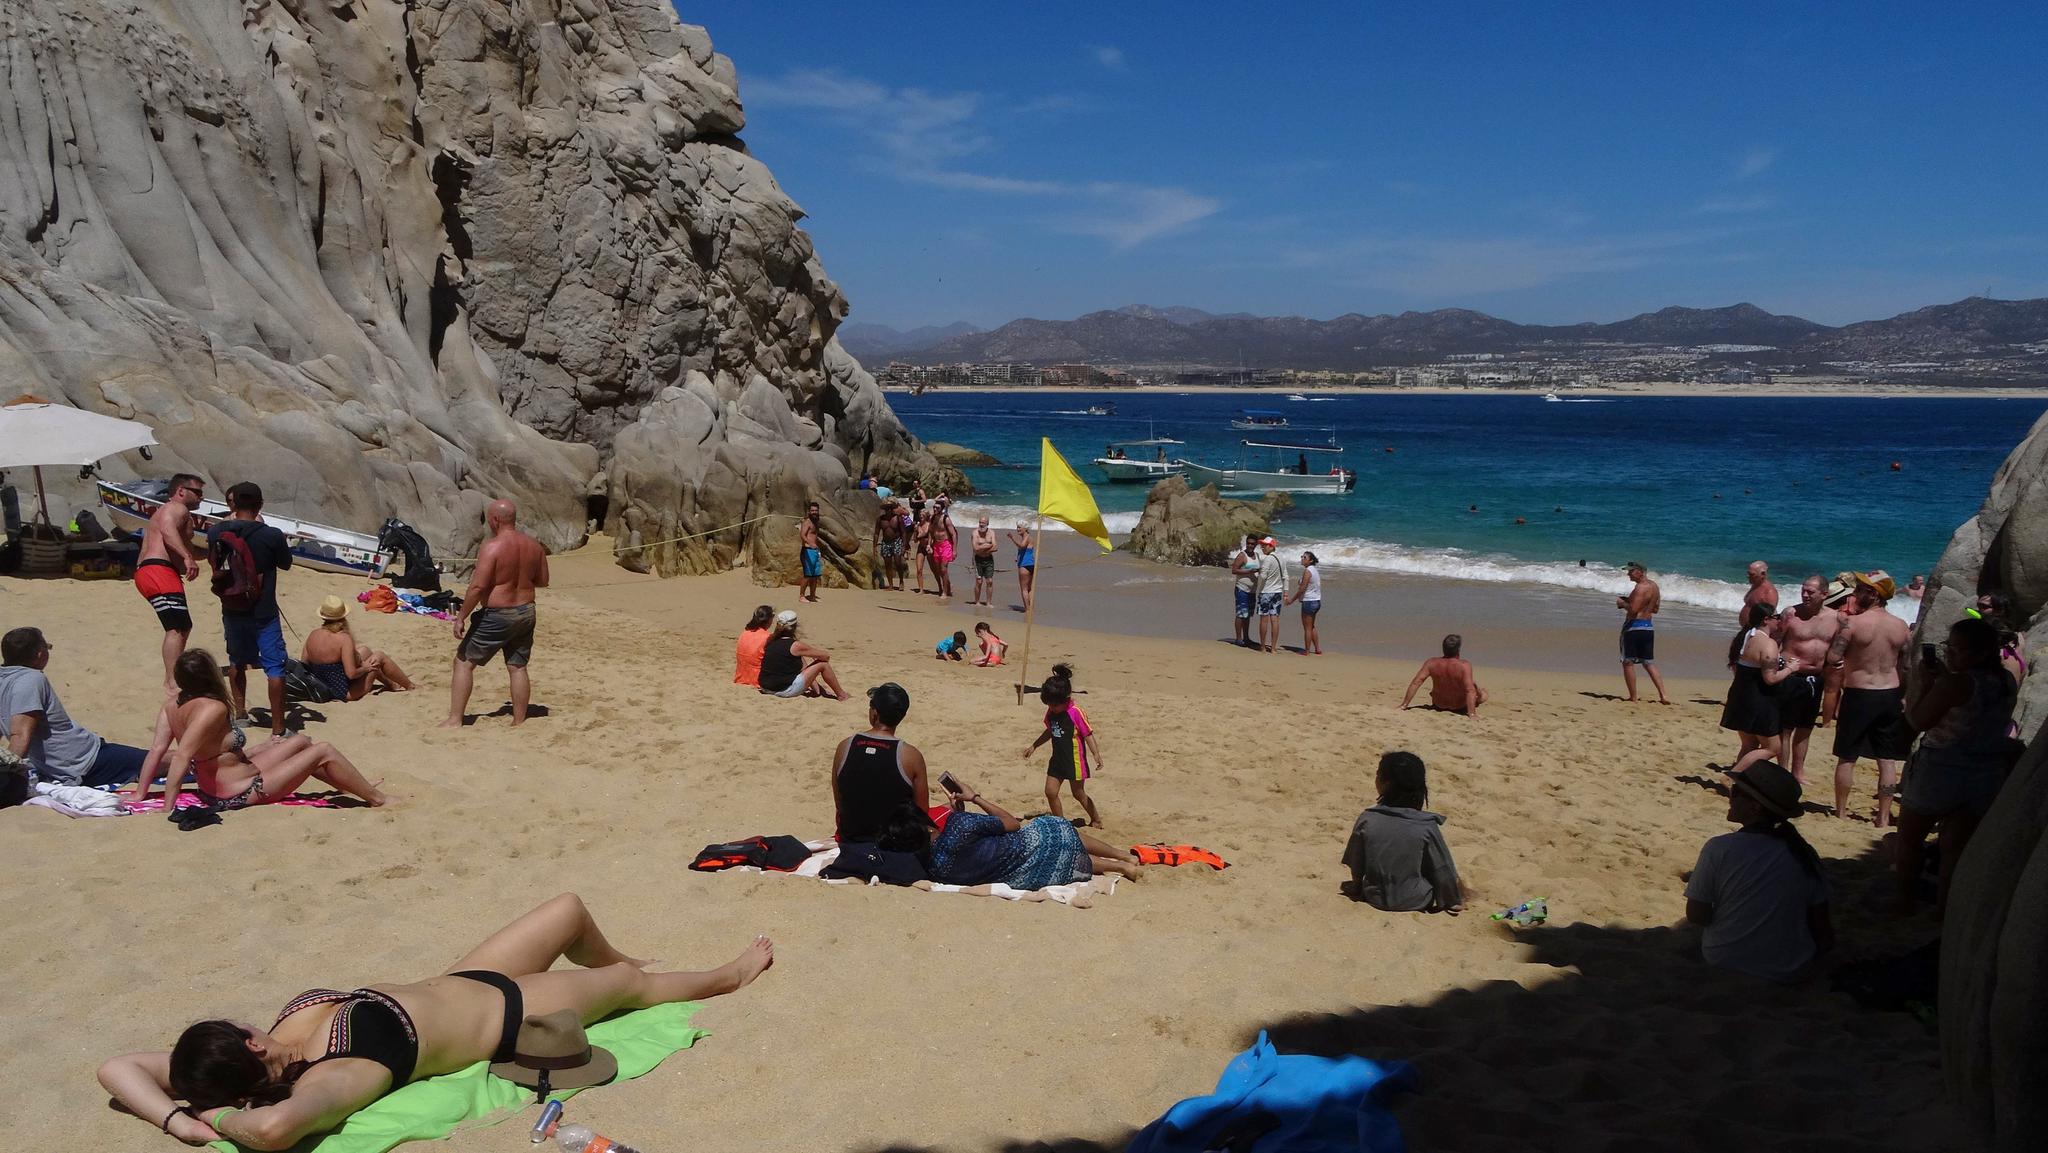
top-left (450, 969), bottom-right (523, 1063)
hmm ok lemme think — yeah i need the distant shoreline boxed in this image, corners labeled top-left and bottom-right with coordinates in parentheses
top-left (889, 381), bottom-right (2046, 399)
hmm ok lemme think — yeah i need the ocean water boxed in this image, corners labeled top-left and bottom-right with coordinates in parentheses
top-left (891, 390), bottom-right (2047, 619)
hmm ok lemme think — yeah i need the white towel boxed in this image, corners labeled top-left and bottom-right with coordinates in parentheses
top-left (28, 782), bottom-right (128, 817)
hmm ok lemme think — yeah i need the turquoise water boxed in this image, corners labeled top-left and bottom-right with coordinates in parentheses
top-left (892, 390), bottom-right (2047, 615)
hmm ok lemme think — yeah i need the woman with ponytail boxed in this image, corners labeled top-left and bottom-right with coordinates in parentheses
top-left (1684, 760), bottom-right (1833, 983)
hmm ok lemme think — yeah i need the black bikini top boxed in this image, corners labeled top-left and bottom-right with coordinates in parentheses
top-left (274, 987), bottom-right (419, 1085)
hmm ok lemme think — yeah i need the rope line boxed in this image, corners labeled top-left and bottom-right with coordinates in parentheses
top-left (439, 512), bottom-right (785, 567)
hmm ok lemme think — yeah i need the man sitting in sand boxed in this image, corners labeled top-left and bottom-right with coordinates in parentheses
top-left (1685, 760), bottom-right (1832, 983)
top-left (831, 682), bottom-right (928, 844)
top-left (0, 627), bottom-right (149, 788)
top-left (443, 499), bottom-right (547, 728)
top-left (1399, 634), bottom-right (1487, 716)
top-left (1617, 561), bottom-right (1670, 704)
top-left (1825, 572), bottom-right (1912, 826)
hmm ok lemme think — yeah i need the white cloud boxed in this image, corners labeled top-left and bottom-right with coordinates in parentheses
top-left (1091, 45), bottom-right (1126, 69)
top-left (1732, 147), bottom-right (1777, 181)
top-left (744, 67), bottom-right (1219, 249)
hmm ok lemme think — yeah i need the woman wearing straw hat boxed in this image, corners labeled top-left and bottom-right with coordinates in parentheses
top-left (97, 893), bottom-right (774, 1149)
top-left (1684, 760), bottom-right (1834, 983)
top-left (301, 595), bottom-right (415, 702)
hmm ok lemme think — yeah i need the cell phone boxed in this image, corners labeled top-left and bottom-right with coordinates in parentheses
top-left (938, 771), bottom-right (963, 796)
top-left (1921, 643), bottom-right (1940, 666)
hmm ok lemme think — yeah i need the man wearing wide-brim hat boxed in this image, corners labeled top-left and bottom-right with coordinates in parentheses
top-left (1823, 569), bottom-right (1914, 827)
top-left (1684, 760), bottom-right (1834, 983)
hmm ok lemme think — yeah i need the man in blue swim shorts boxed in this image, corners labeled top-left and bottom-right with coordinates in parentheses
top-left (798, 501), bottom-right (824, 603)
top-left (1616, 561), bottom-right (1670, 704)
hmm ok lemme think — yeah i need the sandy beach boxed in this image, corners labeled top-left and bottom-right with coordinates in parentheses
top-left (3, 546), bottom-right (1952, 1152)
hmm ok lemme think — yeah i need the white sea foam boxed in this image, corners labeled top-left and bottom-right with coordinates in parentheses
top-left (948, 501), bottom-right (1144, 535)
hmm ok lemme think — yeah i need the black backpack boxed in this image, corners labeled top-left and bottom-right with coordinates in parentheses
top-left (209, 525), bottom-right (264, 612)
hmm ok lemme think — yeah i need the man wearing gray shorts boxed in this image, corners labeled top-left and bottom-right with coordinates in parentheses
top-left (442, 499), bottom-right (550, 728)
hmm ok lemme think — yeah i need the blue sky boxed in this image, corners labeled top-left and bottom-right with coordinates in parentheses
top-left (684, 3), bottom-right (2047, 330)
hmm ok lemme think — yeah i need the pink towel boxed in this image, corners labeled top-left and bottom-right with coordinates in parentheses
top-left (124, 791), bottom-right (338, 813)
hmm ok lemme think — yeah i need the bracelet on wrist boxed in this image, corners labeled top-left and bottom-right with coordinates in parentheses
top-left (211, 1106), bottom-right (239, 1130)
top-left (161, 1106), bottom-right (182, 1132)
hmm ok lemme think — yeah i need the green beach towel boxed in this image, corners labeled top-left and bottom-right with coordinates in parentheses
top-left (209, 1002), bottom-right (706, 1153)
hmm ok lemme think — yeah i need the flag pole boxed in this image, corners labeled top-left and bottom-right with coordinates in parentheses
top-left (1014, 513), bottom-right (1044, 706)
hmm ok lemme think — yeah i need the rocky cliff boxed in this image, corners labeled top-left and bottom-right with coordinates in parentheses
top-left (0, 0), bottom-right (954, 571)
top-left (1923, 409), bottom-right (2045, 1152)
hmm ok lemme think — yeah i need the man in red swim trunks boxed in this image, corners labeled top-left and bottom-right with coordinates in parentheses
top-left (135, 473), bottom-right (206, 688)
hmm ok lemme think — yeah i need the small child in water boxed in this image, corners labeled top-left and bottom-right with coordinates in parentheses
top-left (935, 631), bottom-right (968, 661)
top-left (971, 621), bottom-right (1006, 667)
top-left (1024, 663), bottom-right (1102, 826)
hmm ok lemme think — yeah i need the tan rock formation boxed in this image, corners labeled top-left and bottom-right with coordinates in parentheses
top-left (0, 0), bottom-right (953, 567)
top-left (1122, 475), bottom-right (1291, 568)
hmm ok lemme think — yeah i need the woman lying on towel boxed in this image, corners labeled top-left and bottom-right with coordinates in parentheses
top-left (120, 649), bottom-right (390, 811)
top-left (929, 774), bottom-right (1145, 888)
top-left (99, 894), bottom-right (774, 1149)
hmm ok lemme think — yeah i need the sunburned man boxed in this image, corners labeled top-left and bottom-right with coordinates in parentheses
top-left (443, 500), bottom-right (549, 728)
top-left (1742, 560), bottom-right (1779, 624)
top-left (1824, 573), bottom-right (1912, 825)
top-left (136, 473), bottom-right (206, 689)
top-left (1399, 634), bottom-right (1488, 717)
top-left (1774, 575), bottom-right (1841, 783)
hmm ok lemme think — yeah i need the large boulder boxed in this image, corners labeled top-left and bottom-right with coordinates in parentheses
top-left (926, 441), bottom-right (1002, 468)
top-left (0, 0), bottom-right (955, 569)
top-left (1927, 407), bottom-right (2048, 1151)
top-left (1121, 475), bottom-right (1291, 567)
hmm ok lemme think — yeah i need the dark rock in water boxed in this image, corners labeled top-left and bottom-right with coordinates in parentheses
top-left (926, 442), bottom-right (1003, 468)
top-left (1925, 407), bottom-right (2047, 1151)
top-left (0, 0), bottom-right (956, 572)
top-left (1122, 475), bottom-right (1290, 567)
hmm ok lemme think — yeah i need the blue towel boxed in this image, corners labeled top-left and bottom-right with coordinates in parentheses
top-left (1128, 1031), bottom-right (1416, 1153)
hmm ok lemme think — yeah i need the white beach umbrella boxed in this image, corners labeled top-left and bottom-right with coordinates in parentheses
top-left (0, 397), bottom-right (159, 523)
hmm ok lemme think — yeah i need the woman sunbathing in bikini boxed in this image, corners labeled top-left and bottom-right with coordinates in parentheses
top-left (120, 649), bottom-right (390, 810)
top-left (99, 894), bottom-right (774, 1149)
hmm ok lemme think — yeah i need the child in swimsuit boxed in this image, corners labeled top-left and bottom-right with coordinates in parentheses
top-left (935, 631), bottom-right (967, 661)
top-left (1023, 663), bottom-right (1102, 826)
top-left (972, 622), bottom-right (1006, 667)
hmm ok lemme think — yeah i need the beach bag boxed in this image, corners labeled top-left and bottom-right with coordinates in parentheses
top-left (209, 525), bottom-right (264, 611)
top-left (281, 658), bottom-right (340, 704)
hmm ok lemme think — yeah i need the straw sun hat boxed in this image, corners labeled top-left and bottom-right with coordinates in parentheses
top-left (317, 595), bottom-right (350, 623)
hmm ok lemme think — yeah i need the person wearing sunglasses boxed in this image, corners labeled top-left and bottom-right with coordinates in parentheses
top-left (135, 473), bottom-right (207, 690)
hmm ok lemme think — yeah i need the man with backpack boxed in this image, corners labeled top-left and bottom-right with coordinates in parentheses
top-left (207, 481), bottom-right (294, 739)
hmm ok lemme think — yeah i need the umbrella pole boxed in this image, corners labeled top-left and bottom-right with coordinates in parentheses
top-left (1013, 515), bottom-right (1043, 706)
top-left (32, 464), bottom-right (49, 524)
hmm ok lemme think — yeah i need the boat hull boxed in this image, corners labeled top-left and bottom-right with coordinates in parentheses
top-left (97, 482), bottom-right (391, 578)
top-left (1092, 459), bottom-right (1181, 483)
top-left (1177, 461), bottom-right (1354, 494)
top-left (1229, 420), bottom-right (1289, 431)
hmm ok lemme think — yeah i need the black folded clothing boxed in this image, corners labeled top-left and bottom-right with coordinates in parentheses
top-left (169, 806), bottom-right (223, 831)
top-left (820, 842), bottom-right (928, 886)
top-left (690, 835), bottom-right (813, 872)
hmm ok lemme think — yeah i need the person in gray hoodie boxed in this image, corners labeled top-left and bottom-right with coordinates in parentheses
top-left (1340, 751), bottom-right (1468, 913)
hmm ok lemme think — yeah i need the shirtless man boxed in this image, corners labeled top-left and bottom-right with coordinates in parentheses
top-left (135, 473), bottom-right (206, 688)
top-left (797, 502), bottom-right (823, 603)
top-left (1616, 562), bottom-right (1669, 704)
top-left (442, 500), bottom-right (548, 728)
top-left (1399, 634), bottom-right (1488, 717)
top-left (969, 516), bottom-right (998, 607)
top-left (1774, 575), bottom-right (1841, 783)
top-left (873, 501), bottom-right (906, 591)
top-left (1824, 572), bottom-right (1912, 825)
top-left (1742, 560), bottom-right (1778, 623)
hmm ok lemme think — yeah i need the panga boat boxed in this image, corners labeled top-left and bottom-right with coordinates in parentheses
top-left (1177, 440), bottom-right (1356, 494)
top-left (1542, 392), bottom-right (1563, 402)
top-left (1092, 437), bottom-right (1185, 483)
top-left (1084, 401), bottom-right (1117, 416)
top-left (97, 479), bottom-right (392, 577)
top-left (1229, 408), bottom-right (1289, 430)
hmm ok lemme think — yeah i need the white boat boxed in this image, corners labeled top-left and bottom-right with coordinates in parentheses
top-left (97, 479), bottom-right (392, 578)
top-left (1286, 393), bottom-right (1309, 402)
top-left (1084, 401), bottom-right (1116, 416)
top-left (1229, 408), bottom-right (1289, 431)
top-left (1177, 440), bottom-right (1356, 494)
top-left (1542, 392), bottom-right (1562, 402)
top-left (1092, 436), bottom-right (1186, 483)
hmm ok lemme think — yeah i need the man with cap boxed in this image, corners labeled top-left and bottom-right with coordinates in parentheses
top-left (206, 481), bottom-right (295, 739)
top-left (1255, 535), bottom-right (1287, 654)
top-left (1228, 535), bottom-right (1261, 647)
top-left (829, 681), bottom-right (930, 845)
top-left (1685, 760), bottom-right (1833, 983)
top-left (1824, 572), bottom-right (1912, 826)
top-left (1615, 562), bottom-right (1669, 704)
top-left (0, 627), bottom-right (149, 787)
top-left (1773, 575), bottom-right (1841, 784)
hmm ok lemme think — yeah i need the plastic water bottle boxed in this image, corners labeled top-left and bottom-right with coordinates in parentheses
top-left (555, 1122), bottom-right (643, 1153)
top-left (1491, 897), bottom-right (1549, 925)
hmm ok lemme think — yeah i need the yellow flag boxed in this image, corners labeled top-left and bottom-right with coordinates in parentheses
top-left (1038, 438), bottom-right (1112, 551)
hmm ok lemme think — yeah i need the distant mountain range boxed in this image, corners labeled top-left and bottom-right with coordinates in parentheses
top-left (845, 298), bottom-right (2048, 371)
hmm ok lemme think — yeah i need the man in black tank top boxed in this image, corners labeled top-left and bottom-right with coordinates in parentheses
top-left (831, 682), bottom-right (929, 843)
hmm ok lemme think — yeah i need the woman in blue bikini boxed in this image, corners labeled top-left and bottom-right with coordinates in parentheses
top-left (1008, 523), bottom-right (1037, 612)
top-left (98, 895), bottom-right (773, 1148)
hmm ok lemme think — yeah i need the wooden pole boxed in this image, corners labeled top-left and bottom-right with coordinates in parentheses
top-left (32, 464), bottom-right (48, 524)
top-left (1013, 514), bottom-right (1043, 705)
